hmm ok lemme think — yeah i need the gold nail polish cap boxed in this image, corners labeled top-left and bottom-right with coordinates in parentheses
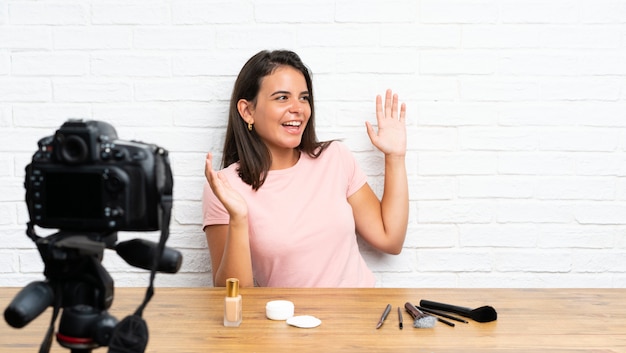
top-left (226, 278), bottom-right (239, 297)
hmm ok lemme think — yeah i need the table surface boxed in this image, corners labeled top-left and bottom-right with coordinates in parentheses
top-left (1, 287), bottom-right (625, 352)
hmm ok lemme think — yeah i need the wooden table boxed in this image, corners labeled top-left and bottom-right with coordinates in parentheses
top-left (1, 287), bottom-right (625, 352)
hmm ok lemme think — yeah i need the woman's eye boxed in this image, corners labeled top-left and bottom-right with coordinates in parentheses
top-left (300, 96), bottom-right (310, 101)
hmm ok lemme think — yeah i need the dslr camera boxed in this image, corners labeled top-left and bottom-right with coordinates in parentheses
top-left (4, 120), bottom-right (182, 353)
top-left (26, 119), bottom-right (168, 232)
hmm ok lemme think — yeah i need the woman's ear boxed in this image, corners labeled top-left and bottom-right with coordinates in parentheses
top-left (237, 99), bottom-right (254, 125)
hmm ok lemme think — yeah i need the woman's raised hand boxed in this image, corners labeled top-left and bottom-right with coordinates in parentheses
top-left (365, 89), bottom-right (407, 157)
top-left (205, 153), bottom-right (248, 221)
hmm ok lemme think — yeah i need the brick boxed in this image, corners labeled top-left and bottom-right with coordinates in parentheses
top-left (93, 103), bottom-right (173, 127)
top-left (498, 152), bottom-right (576, 176)
top-left (13, 104), bottom-right (91, 127)
top-left (174, 200), bottom-right (204, 225)
top-left (420, 0), bottom-right (499, 23)
top-left (174, 176), bottom-right (205, 201)
top-left (577, 153), bottom-right (626, 177)
top-left (0, 51), bottom-right (9, 75)
top-left (9, 2), bottom-right (87, 25)
top-left (538, 128), bottom-right (620, 152)
top-left (91, 54), bottom-right (171, 77)
top-left (574, 203), bottom-right (626, 225)
top-left (0, 26), bottom-right (51, 49)
top-left (92, 2), bottom-right (169, 25)
top-left (538, 225), bottom-right (616, 249)
top-left (256, 1), bottom-right (335, 23)
top-left (18, 250), bottom-right (44, 273)
top-left (169, 152), bottom-right (208, 177)
top-left (497, 201), bottom-right (574, 223)
top-left (410, 176), bottom-right (456, 200)
top-left (535, 177), bottom-right (616, 201)
top-left (460, 224), bottom-right (539, 248)
top-left (53, 79), bottom-right (131, 103)
top-left (495, 251), bottom-right (571, 272)
top-left (460, 77), bottom-right (542, 101)
top-left (172, 102), bottom-right (229, 128)
top-left (403, 224), bottom-right (458, 248)
top-left (380, 25), bottom-right (461, 48)
top-left (420, 50), bottom-right (497, 75)
top-left (12, 53), bottom-right (89, 76)
top-left (417, 249), bottom-right (492, 272)
top-left (134, 27), bottom-right (215, 50)
top-left (417, 102), bottom-right (498, 126)
top-left (0, 251), bottom-right (16, 272)
top-left (459, 176), bottom-right (534, 199)
top-left (0, 106), bottom-right (9, 128)
top-left (500, 0), bottom-right (578, 23)
top-left (0, 78), bottom-right (51, 102)
top-left (134, 78), bottom-right (218, 102)
top-left (54, 27), bottom-right (131, 50)
top-left (336, 50), bottom-right (417, 74)
top-left (459, 127), bottom-right (538, 151)
top-left (417, 201), bottom-right (495, 223)
top-left (295, 25), bottom-right (380, 47)
top-left (172, 1), bottom-right (253, 24)
top-left (336, 0), bottom-right (416, 23)
top-left (172, 53), bottom-right (247, 76)
top-left (572, 251), bottom-right (626, 272)
top-left (418, 152), bottom-right (497, 175)
top-left (581, 0), bottom-right (626, 23)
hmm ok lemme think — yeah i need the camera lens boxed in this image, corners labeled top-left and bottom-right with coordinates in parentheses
top-left (60, 135), bottom-right (89, 164)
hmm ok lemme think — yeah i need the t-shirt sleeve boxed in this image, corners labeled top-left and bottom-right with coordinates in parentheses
top-left (202, 181), bottom-right (230, 229)
top-left (334, 142), bottom-right (368, 198)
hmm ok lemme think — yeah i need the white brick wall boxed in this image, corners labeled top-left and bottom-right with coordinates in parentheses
top-left (1, 0), bottom-right (625, 288)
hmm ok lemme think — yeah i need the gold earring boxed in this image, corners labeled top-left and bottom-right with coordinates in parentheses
top-left (248, 123), bottom-right (253, 131)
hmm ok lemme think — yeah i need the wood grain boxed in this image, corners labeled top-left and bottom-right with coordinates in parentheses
top-left (1, 287), bottom-right (625, 352)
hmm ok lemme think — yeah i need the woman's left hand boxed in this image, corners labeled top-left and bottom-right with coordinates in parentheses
top-left (366, 89), bottom-right (407, 157)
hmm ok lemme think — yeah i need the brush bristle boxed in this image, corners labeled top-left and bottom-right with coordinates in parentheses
top-left (413, 315), bottom-right (437, 328)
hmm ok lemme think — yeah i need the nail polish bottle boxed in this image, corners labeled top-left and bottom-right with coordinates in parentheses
top-left (224, 278), bottom-right (242, 327)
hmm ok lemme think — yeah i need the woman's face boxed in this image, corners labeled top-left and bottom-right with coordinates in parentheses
top-left (243, 65), bottom-right (311, 155)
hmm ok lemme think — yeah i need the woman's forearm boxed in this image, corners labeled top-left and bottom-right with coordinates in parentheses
top-left (380, 154), bottom-right (409, 253)
top-left (214, 217), bottom-right (254, 287)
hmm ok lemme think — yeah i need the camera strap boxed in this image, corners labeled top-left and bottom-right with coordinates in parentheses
top-left (38, 285), bottom-right (62, 353)
top-left (108, 149), bottom-right (173, 353)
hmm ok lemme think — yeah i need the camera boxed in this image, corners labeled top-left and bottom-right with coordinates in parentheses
top-left (25, 119), bottom-right (169, 232)
top-left (5, 120), bottom-right (182, 353)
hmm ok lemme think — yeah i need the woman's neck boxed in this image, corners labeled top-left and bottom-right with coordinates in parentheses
top-left (269, 148), bottom-right (300, 170)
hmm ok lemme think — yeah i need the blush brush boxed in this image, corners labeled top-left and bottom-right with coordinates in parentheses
top-left (404, 302), bottom-right (436, 328)
top-left (419, 299), bottom-right (497, 323)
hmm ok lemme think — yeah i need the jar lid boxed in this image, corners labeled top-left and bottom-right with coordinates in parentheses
top-left (265, 300), bottom-right (295, 320)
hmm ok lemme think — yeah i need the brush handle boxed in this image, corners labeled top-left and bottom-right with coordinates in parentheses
top-left (417, 306), bottom-right (468, 323)
top-left (419, 300), bottom-right (472, 317)
top-left (404, 302), bottom-right (423, 320)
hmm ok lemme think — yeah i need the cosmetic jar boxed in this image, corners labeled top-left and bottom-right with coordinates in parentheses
top-left (265, 300), bottom-right (295, 320)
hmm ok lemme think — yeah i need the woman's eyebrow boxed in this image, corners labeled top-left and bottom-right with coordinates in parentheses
top-left (270, 90), bottom-right (310, 96)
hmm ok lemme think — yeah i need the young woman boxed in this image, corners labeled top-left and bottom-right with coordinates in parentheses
top-left (203, 50), bottom-right (408, 287)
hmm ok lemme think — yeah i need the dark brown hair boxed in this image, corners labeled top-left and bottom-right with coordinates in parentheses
top-left (222, 50), bottom-right (332, 190)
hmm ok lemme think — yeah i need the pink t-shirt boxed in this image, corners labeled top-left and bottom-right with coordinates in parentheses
top-left (202, 141), bottom-right (376, 287)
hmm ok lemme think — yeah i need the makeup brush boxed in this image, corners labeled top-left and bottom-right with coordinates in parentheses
top-left (419, 299), bottom-right (497, 323)
top-left (404, 302), bottom-right (436, 328)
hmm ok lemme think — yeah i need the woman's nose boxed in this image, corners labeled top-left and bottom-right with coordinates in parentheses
top-left (290, 101), bottom-right (305, 114)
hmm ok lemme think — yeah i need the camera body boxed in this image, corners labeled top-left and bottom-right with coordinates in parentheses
top-left (25, 119), bottom-right (170, 232)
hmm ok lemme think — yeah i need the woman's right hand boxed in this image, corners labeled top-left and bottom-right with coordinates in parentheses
top-left (205, 153), bottom-right (248, 221)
